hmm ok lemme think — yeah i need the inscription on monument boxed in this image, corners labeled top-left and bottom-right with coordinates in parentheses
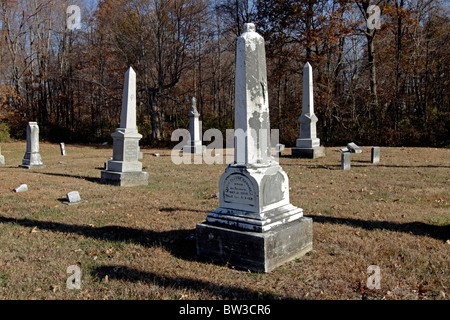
top-left (262, 172), bottom-right (285, 206)
top-left (223, 174), bottom-right (255, 206)
top-left (125, 142), bottom-right (138, 161)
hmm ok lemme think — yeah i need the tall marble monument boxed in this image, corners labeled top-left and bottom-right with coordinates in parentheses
top-left (183, 97), bottom-right (205, 154)
top-left (196, 23), bottom-right (313, 273)
top-left (19, 122), bottom-right (46, 169)
top-left (291, 62), bottom-right (325, 159)
top-left (100, 67), bottom-right (148, 186)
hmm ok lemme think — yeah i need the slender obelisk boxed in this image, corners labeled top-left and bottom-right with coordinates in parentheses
top-left (196, 23), bottom-right (313, 273)
top-left (19, 122), bottom-right (46, 169)
top-left (183, 97), bottom-right (205, 154)
top-left (100, 67), bottom-right (148, 186)
top-left (291, 62), bottom-right (325, 158)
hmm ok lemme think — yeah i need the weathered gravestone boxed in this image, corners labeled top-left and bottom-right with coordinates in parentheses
top-left (100, 67), bottom-right (149, 186)
top-left (291, 62), bottom-right (325, 159)
top-left (62, 191), bottom-right (86, 205)
top-left (0, 145), bottom-right (4, 166)
top-left (196, 23), bottom-right (313, 273)
top-left (60, 143), bottom-right (66, 156)
top-left (19, 122), bottom-right (46, 169)
top-left (183, 97), bottom-right (205, 154)
top-left (341, 152), bottom-right (351, 170)
top-left (371, 147), bottom-right (380, 164)
top-left (347, 142), bottom-right (362, 153)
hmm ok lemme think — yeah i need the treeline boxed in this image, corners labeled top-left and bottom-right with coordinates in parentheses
top-left (0, 0), bottom-right (448, 147)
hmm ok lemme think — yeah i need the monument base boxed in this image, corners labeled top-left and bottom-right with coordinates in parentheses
top-left (291, 147), bottom-right (325, 159)
top-left (19, 164), bottom-right (46, 169)
top-left (196, 217), bottom-right (313, 273)
top-left (183, 144), bottom-right (206, 154)
top-left (100, 171), bottom-right (148, 187)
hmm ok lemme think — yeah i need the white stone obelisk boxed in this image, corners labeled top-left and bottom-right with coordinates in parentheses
top-left (196, 23), bottom-right (313, 273)
top-left (0, 145), bottom-right (5, 166)
top-left (291, 62), bottom-right (325, 159)
top-left (183, 97), bottom-right (205, 154)
top-left (19, 122), bottom-right (46, 169)
top-left (101, 67), bottom-right (148, 186)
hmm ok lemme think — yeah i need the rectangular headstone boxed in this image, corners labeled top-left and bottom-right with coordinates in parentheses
top-left (60, 143), bottom-right (66, 156)
top-left (371, 147), bottom-right (380, 163)
top-left (63, 191), bottom-right (86, 205)
top-left (341, 152), bottom-right (351, 170)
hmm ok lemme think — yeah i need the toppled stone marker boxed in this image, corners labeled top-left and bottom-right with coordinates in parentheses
top-left (14, 184), bottom-right (28, 192)
top-left (347, 142), bottom-right (362, 154)
top-left (63, 191), bottom-right (86, 205)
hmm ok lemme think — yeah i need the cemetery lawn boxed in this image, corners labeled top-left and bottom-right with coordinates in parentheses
top-left (0, 142), bottom-right (449, 300)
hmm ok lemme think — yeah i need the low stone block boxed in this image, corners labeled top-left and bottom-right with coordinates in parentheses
top-left (0, 154), bottom-right (4, 166)
top-left (196, 217), bottom-right (313, 273)
top-left (100, 170), bottom-right (149, 187)
top-left (292, 146), bottom-right (325, 159)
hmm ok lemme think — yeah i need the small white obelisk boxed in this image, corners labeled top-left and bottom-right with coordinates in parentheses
top-left (183, 97), bottom-right (205, 154)
top-left (292, 62), bottom-right (325, 159)
top-left (101, 67), bottom-right (148, 186)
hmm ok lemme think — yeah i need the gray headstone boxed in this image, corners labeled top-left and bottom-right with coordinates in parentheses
top-left (63, 191), bottom-right (86, 205)
top-left (14, 184), bottom-right (28, 192)
top-left (19, 122), bottom-right (46, 169)
top-left (60, 143), bottom-right (66, 156)
top-left (347, 142), bottom-right (362, 154)
top-left (371, 146), bottom-right (380, 163)
top-left (197, 23), bottom-right (312, 273)
top-left (341, 152), bottom-right (351, 170)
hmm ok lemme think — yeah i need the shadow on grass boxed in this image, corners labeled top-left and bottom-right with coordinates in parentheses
top-left (33, 172), bottom-right (101, 184)
top-left (91, 265), bottom-right (277, 299)
top-left (307, 215), bottom-right (449, 241)
top-left (0, 214), bottom-right (281, 299)
top-left (0, 215), bottom-right (196, 260)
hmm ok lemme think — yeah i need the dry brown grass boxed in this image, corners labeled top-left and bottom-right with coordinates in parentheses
top-left (0, 142), bottom-right (448, 300)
